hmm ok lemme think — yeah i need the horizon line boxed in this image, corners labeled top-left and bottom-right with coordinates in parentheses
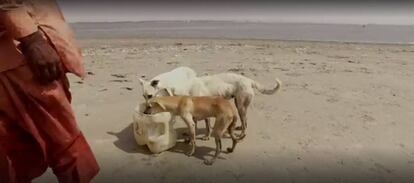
top-left (67, 19), bottom-right (414, 26)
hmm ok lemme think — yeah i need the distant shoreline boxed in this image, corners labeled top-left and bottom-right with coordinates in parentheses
top-left (70, 20), bottom-right (414, 26)
top-left (71, 20), bottom-right (414, 44)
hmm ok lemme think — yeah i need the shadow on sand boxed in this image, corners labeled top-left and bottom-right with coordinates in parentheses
top-left (106, 123), bottom-right (227, 161)
top-left (106, 123), bottom-right (152, 155)
top-left (168, 127), bottom-right (225, 162)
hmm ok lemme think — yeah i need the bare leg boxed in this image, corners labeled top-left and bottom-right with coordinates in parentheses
top-left (204, 137), bottom-right (221, 165)
top-left (182, 114), bottom-right (196, 156)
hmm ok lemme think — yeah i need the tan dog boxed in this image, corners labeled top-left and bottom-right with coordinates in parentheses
top-left (143, 95), bottom-right (245, 165)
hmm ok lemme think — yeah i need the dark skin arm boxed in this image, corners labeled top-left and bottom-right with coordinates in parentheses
top-left (18, 30), bottom-right (62, 84)
top-left (1, 5), bottom-right (62, 84)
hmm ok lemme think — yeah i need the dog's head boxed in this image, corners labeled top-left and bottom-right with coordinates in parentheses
top-left (139, 77), bottom-right (173, 102)
top-left (139, 78), bottom-right (162, 101)
top-left (143, 98), bottom-right (167, 115)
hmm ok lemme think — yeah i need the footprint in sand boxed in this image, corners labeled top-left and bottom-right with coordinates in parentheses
top-left (326, 96), bottom-right (339, 103)
top-left (361, 114), bottom-right (375, 122)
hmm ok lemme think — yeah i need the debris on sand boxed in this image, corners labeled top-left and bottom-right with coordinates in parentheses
top-left (166, 61), bottom-right (179, 65)
top-left (273, 67), bottom-right (289, 71)
top-left (228, 64), bottom-right (245, 72)
top-left (110, 79), bottom-right (131, 83)
top-left (121, 87), bottom-right (133, 91)
top-left (111, 74), bottom-right (127, 78)
top-left (248, 68), bottom-right (257, 72)
top-left (228, 68), bottom-right (243, 72)
top-left (295, 47), bottom-right (307, 54)
top-left (347, 60), bottom-right (359, 64)
top-left (228, 43), bottom-right (242, 46)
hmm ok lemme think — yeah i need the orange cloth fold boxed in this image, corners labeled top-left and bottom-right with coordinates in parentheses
top-left (0, 65), bottom-right (99, 183)
top-left (0, 0), bottom-right (86, 78)
top-left (0, 1), bottom-right (98, 182)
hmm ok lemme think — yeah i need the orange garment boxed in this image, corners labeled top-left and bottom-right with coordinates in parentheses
top-left (0, 0), bottom-right (85, 77)
top-left (0, 0), bottom-right (99, 182)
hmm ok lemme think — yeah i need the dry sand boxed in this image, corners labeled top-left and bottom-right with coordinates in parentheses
top-left (34, 38), bottom-right (414, 183)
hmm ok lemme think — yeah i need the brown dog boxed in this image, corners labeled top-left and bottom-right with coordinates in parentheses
top-left (143, 95), bottom-right (245, 165)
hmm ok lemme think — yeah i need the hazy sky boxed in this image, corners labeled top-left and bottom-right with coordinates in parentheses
top-left (57, 1), bottom-right (414, 25)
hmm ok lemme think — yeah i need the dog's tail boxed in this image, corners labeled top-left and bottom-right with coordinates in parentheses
top-left (252, 78), bottom-right (282, 95)
top-left (228, 116), bottom-right (246, 142)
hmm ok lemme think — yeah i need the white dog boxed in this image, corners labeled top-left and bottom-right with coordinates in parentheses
top-left (139, 66), bottom-right (197, 99)
top-left (139, 67), bottom-right (282, 138)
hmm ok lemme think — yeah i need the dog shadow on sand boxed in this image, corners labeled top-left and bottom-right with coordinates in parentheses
top-left (167, 127), bottom-right (227, 162)
top-left (107, 123), bottom-right (226, 161)
top-left (106, 123), bottom-right (152, 155)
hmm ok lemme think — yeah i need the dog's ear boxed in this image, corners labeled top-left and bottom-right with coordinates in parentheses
top-left (138, 78), bottom-right (146, 86)
top-left (150, 80), bottom-right (159, 87)
top-left (165, 88), bottom-right (173, 96)
top-left (154, 88), bottom-right (164, 96)
top-left (154, 88), bottom-right (172, 96)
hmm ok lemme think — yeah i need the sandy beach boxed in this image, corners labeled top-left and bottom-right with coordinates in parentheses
top-left (71, 21), bottom-right (414, 44)
top-left (33, 28), bottom-right (414, 183)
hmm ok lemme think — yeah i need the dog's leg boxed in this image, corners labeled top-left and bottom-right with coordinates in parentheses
top-left (235, 94), bottom-right (252, 137)
top-left (227, 118), bottom-right (238, 153)
top-left (227, 138), bottom-right (238, 153)
top-left (194, 118), bottom-right (198, 132)
top-left (204, 137), bottom-right (221, 165)
top-left (187, 119), bottom-right (211, 141)
top-left (183, 117), bottom-right (198, 140)
top-left (182, 114), bottom-right (196, 156)
top-left (234, 97), bottom-right (246, 132)
top-left (202, 118), bottom-right (211, 141)
top-left (239, 106), bottom-right (247, 136)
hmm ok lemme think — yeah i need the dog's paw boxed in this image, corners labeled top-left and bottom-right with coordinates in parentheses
top-left (238, 133), bottom-right (246, 139)
top-left (204, 159), bottom-right (214, 165)
top-left (184, 137), bottom-right (191, 144)
top-left (201, 136), bottom-right (210, 141)
top-left (186, 151), bottom-right (194, 157)
top-left (223, 133), bottom-right (231, 138)
top-left (182, 132), bottom-right (189, 136)
top-left (227, 147), bottom-right (234, 153)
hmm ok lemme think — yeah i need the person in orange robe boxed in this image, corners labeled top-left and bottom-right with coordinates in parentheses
top-left (0, 0), bottom-right (99, 182)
